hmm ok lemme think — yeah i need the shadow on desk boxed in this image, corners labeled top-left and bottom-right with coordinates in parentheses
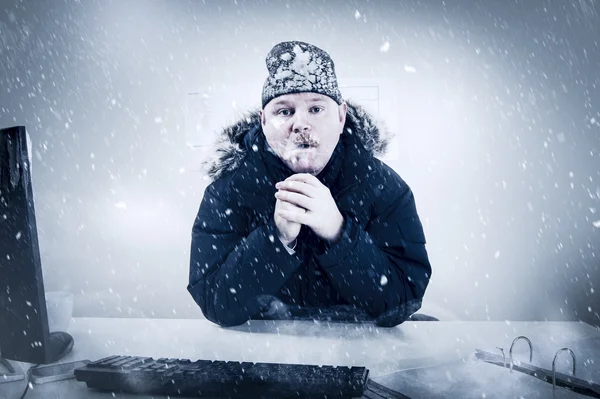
top-left (225, 305), bottom-right (438, 338)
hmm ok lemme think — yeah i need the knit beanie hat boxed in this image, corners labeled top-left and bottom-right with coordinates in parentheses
top-left (261, 41), bottom-right (343, 108)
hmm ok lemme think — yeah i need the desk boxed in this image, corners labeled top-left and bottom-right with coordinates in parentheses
top-left (1, 318), bottom-right (599, 398)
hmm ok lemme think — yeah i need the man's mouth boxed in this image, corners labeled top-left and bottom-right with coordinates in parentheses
top-left (292, 133), bottom-right (319, 149)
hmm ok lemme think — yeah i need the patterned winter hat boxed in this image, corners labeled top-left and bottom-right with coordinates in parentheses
top-left (261, 41), bottom-right (343, 108)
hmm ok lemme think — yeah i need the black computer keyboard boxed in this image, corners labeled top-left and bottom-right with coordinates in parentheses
top-left (74, 355), bottom-right (371, 398)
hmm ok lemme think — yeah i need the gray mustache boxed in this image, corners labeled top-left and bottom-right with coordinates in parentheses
top-left (291, 132), bottom-right (320, 147)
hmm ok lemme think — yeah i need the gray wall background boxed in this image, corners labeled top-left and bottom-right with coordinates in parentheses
top-left (1, 0), bottom-right (599, 325)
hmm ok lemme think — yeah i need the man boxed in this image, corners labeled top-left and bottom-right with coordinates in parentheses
top-left (188, 41), bottom-right (432, 327)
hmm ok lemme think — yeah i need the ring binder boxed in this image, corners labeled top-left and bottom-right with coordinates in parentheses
top-left (475, 336), bottom-right (600, 398)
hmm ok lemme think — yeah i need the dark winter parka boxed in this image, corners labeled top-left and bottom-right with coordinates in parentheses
top-left (187, 101), bottom-right (432, 327)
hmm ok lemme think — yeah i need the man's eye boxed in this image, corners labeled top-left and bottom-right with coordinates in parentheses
top-left (311, 107), bottom-right (323, 113)
top-left (278, 109), bottom-right (292, 116)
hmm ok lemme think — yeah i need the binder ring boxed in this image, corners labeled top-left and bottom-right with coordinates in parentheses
top-left (552, 348), bottom-right (576, 391)
top-left (509, 336), bottom-right (533, 373)
top-left (496, 347), bottom-right (506, 368)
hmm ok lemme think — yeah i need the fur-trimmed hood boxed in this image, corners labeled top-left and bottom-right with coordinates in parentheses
top-left (203, 100), bottom-right (393, 181)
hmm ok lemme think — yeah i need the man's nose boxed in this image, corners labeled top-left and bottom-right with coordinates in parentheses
top-left (292, 110), bottom-right (311, 133)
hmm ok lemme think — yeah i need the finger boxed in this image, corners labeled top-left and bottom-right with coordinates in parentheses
top-left (275, 191), bottom-right (313, 210)
top-left (284, 173), bottom-right (324, 188)
top-left (275, 180), bottom-right (319, 198)
top-left (277, 208), bottom-right (309, 225)
top-left (276, 198), bottom-right (306, 213)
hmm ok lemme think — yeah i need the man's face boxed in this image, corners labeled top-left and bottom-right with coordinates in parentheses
top-left (260, 93), bottom-right (347, 175)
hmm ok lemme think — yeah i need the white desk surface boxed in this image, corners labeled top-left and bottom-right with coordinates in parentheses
top-left (1, 318), bottom-right (599, 398)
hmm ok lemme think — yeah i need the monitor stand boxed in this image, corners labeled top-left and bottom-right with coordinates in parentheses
top-left (0, 356), bottom-right (24, 383)
top-left (0, 331), bottom-right (73, 385)
top-left (46, 331), bottom-right (75, 364)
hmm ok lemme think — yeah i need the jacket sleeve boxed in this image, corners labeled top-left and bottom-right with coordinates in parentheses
top-left (187, 184), bottom-right (303, 327)
top-left (314, 179), bottom-right (432, 327)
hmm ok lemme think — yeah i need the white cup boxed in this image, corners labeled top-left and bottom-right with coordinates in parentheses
top-left (45, 291), bottom-right (74, 333)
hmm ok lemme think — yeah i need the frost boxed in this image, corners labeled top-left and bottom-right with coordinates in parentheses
top-left (593, 220), bottom-right (600, 228)
top-left (380, 41), bottom-right (390, 52)
top-left (354, 10), bottom-right (361, 19)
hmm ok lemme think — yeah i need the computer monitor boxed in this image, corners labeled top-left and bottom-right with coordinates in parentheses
top-left (0, 125), bottom-right (73, 365)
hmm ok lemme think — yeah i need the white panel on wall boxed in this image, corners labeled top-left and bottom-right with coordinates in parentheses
top-left (185, 92), bottom-right (215, 148)
top-left (338, 78), bottom-right (400, 162)
top-left (185, 81), bottom-right (263, 148)
top-left (343, 86), bottom-right (379, 100)
top-left (185, 81), bottom-right (263, 173)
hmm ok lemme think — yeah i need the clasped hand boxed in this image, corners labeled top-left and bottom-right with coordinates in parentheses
top-left (274, 173), bottom-right (344, 244)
